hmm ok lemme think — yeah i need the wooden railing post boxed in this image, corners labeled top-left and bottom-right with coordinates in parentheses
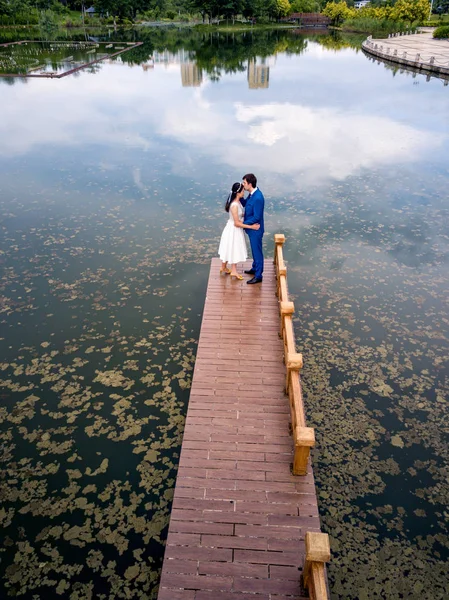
top-left (303, 532), bottom-right (331, 600)
top-left (286, 352), bottom-right (303, 395)
top-left (274, 234), bottom-right (287, 299)
top-left (274, 233), bottom-right (285, 267)
top-left (280, 300), bottom-right (294, 340)
top-left (293, 426), bottom-right (315, 475)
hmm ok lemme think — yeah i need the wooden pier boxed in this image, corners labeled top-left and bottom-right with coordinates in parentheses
top-left (158, 238), bottom-right (330, 600)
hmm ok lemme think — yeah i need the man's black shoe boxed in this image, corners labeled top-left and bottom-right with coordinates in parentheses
top-left (244, 269), bottom-right (255, 275)
top-left (247, 277), bottom-right (262, 285)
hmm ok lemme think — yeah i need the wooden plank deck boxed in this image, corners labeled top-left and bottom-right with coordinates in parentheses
top-left (158, 257), bottom-right (323, 600)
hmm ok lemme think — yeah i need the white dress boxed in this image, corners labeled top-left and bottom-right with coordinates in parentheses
top-left (218, 201), bottom-right (248, 264)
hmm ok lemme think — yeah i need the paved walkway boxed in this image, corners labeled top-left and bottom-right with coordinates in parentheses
top-left (158, 258), bottom-right (323, 600)
top-left (362, 31), bottom-right (449, 78)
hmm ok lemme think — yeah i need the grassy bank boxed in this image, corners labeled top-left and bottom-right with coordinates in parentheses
top-left (428, 14), bottom-right (449, 24)
top-left (193, 21), bottom-right (297, 32)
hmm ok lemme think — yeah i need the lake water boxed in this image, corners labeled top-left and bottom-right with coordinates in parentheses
top-left (0, 40), bottom-right (142, 77)
top-left (0, 26), bottom-right (448, 600)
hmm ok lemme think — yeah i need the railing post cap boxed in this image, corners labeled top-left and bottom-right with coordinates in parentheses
top-left (295, 426), bottom-right (315, 447)
top-left (280, 301), bottom-right (295, 315)
top-left (305, 532), bottom-right (331, 563)
top-left (286, 352), bottom-right (303, 370)
top-left (274, 233), bottom-right (286, 244)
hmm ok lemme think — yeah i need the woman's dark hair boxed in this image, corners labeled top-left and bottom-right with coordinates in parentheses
top-left (225, 182), bottom-right (243, 212)
top-left (242, 173), bottom-right (257, 188)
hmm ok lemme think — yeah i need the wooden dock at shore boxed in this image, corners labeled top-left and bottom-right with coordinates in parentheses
top-left (158, 238), bottom-right (330, 600)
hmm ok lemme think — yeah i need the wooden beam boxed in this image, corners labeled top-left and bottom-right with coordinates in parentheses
top-left (283, 316), bottom-right (296, 362)
top-left (279, 273), bottom-right (288, 303)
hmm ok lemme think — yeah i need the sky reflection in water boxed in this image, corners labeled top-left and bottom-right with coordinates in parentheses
top-left (0, 45), bottom-right (447, 189)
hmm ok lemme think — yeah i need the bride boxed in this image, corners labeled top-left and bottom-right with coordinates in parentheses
top-left (218, 182), bottom-right (260, 280)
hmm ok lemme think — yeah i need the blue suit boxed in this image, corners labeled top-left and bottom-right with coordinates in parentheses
top-left (241, 188), bottom-right (265, 279)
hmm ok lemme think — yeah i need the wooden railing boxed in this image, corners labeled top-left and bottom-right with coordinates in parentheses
top-left (275, 235), bottom-right (331, 600)
top-left (303, 532), bottom-right (331, 599)
top-left (274, 234), bottom-right (315, 475)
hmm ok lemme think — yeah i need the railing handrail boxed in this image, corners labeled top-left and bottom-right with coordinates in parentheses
top-left (274, 233), bottom-right (315, 476)
top-left (274, 235), bottom-right (331, 600)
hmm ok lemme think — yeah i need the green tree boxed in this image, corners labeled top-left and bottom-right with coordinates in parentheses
top-left (322, 0), bottom-right (352, 25)
top-left (242, 0), bottom-right (271, 19)
top-left (188, 0), bottom-right (216, 22)
top-left (34, 0), bottom-right (53, 9)
top-left (266, 0), bottom-right (291, 19)
top-left (144, 0), bottom-right (166, 20)
top-left (274, 0), bottom-right (291, 17)
top-left (1, 0), bottom-right (35, 22)
top-left (290, 0), bottom-right (319, 12)
top-left (94, 0), bottom-right (150, 20)
top-left (390, 0), bottom-right (430, 22)
top-left (438, 0), bottom-right (449, 13)
top-left (7, 0), bottom-right (31, 13)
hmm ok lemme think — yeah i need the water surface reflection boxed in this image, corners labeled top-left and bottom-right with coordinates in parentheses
top-left (0, 27), bottom-right (448, 600)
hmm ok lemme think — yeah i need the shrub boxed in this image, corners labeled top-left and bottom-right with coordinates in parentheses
top-left (39, 10), bottom-right (58, 29)
top-left (433, 25), bottom-right (449, 38)
top-left (253, 17), bottom-right (271, 24)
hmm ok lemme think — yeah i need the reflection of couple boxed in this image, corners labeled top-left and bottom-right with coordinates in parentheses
top-left (218, 173), bottom-right (264, 284)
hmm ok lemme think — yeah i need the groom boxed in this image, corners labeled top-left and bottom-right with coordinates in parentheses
top-left (241, 173), bottom-right (264, 284)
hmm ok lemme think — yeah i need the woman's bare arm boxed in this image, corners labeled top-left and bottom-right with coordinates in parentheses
top-left (230, 204), bottom-right (260, 230)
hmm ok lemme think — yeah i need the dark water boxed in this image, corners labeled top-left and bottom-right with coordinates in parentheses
top-left (0, 26), bottom-right (448, 600)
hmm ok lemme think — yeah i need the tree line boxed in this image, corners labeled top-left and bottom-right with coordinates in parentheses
top-left (0, 0), bottom-right (340, 25)
top-left (0, 0), bottom-right (305, 24)
top-left (1, 0), bottom-right (445, 27)
top-left (323, 0), bottom-right (432, 26)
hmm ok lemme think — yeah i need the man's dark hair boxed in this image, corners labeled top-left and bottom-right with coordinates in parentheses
top-left (243, 173), bottom-right (257, 188)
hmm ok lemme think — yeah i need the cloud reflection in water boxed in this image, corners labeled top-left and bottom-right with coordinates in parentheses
top-left (0, 60), bottom-right (443, 191)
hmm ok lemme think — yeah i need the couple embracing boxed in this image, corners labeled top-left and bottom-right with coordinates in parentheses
top-left (218, 173), bottom-right (264, 284)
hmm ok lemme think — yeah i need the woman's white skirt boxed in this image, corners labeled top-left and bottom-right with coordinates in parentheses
top-left (218, 221), bottom-right (248, 264)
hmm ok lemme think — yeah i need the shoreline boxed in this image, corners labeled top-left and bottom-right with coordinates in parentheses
top-left (362, 31), bottom-right (449, 80)
top-left (0, 22), bottom-right (316, 31)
